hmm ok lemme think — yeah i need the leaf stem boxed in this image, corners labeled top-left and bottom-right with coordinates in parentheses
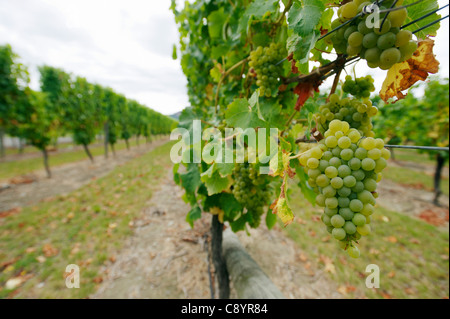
top-left (215, 58), bottom-right (249, 113)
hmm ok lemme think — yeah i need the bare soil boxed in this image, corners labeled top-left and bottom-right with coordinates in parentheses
top-left (0, 139), bottom-right (168, 212)
top-left (91, 171), bottom-right (343, 299)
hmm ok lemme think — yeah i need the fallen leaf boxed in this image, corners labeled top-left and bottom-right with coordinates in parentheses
top-left (319, 255), bottom-right (336, 274)
top-left (298, 253), bottom-right (308, 262)
top-left (337, 285), bottom-right (356, 295)
top-left (321, 235), bottom-right (331, 242)
top-left (309, 230), bottom-right (316, 237)
top-left (108, 223), bottom-right (117, 229)
top-left (0, 207), bottom-right (22, 218)
top-left (42, 243), bottom-right (58, 257)
top-left (404, 287), bottom-right (415, 295)
top-left (311, 215), bottom-right (321, 222)
top-left (93, 277), bottom-right (103, 284)
top-left (385, 236), bottom-right (398, 243)
top-left (380, 38), bottom-right (439, 103)
top-left (36, 256), bottom-right (46, 263)
top-left (409, 238), bottom-right (421, 245)
top-left (418, 209), bottom-right (447, 226)
top-left (440, 255), bottom-right (449, 260)
top-left (379, 291), bottom-right (392, 299)
top-left (388, 271), bottom-right (396, 278)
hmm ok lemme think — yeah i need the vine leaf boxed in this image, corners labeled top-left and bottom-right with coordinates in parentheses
top-left (186, 204), bottom-right (202, 227)
top-left (270, 177), bottom-right (294, 226)
top-left (180, 163), bottom-right (202, 198)
top-left (201, 164), bottom-right (230, 195)
top-left (286, 32), bottom-right (319, 73)
top-left (293, 81), bottom-right (321, 110)
top-left (403, 0), bottom-right (441, 38)
top-left (239, 0), bottom-right (279, 33)
top-left (225, 98), bottom-right (265, 129)
top-left (380, 38), bottom-right (440, 103)
top-left (287, 0), bottom-right (325, 37)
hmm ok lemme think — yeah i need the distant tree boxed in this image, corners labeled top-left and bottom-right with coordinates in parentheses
top-left (0, 44), bottom-right (29, 157)
top-left (374, 77), bottom-right (449, 204)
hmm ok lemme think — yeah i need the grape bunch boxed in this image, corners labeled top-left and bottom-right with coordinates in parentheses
top-left (249, 43), bottom-right (286, 97)
top-left (331, 0), bottom-right (418, 70)
top-left (342, 75), bottom-right (375, 98)
top-left (232, 163), bottom-right (271, 228)
top-left (314, 93), bottom-right (378, 138)
top-left (299, 119), bottom-right (390, 258)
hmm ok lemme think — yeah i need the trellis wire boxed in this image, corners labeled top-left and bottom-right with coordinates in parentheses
top-left (380, 0), bottom-right (399, 30)
top-left (401, 3), bottom-right (449, 29)
top-left (385, 145), bottom-right (449, 151)
top-left (296, 139), bottom-right (449, 152)
top-left (413, 14), bottom-right (449, 34)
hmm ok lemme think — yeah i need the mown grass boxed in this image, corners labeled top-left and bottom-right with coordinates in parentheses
top-left (282, 185), bottom-right (449, 299)
top-left (382, 165), bottom-right (449, 196)
top-left (0, 141), bottom-right (174, 298)
top-left (0, 137), bottom-right (157, 181)
top-left (392, 149), bottom-right (448, 167)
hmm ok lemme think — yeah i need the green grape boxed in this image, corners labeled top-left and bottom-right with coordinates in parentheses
top-left (363, 178), bottom-right (377, 192)
top-left (388, 7), bottom-right (407, 28)
top-left (338, 165), bottom-right (352, 178)
top-left (349, 158), bottom-right (361, 170)
top-left (377, 32), bottom-right (396, 50)
top-left (344, 26), bottom-right (358, 40)
top-left (361, 158), bottom-right (376, 171)
top-left (347, 45), bottom-right (362, 56)
top-left (399, 40), bottom-right (418, 61)
top-left (395, 30), bottom-right (412, 47)
top-left (356, 224), bottom-right (371, 236)
top-left (374, 19), bottom-right (391, 35)
top-left (349, 199), bottom-right (363, 212)
top-left (358, 19), bottom-right (372, 35)
top-left (344, 221), bottom-right (357, 235)
top-left (338, 196), bottom-right (350, 208)
top-left (332, 228), bottom-right (347, 240)
top-left (325, 207), bottom-right (338, 217)
top-left (340, 148), bottom-right (354, 161)
top-left (348, 32), bottom-right (364, 47)
top-left (363, 32), bottom-right (379, 49)
top-left (326, 197), bottom-right (339, 209)
top-left (307, 158), bottom-right (319, 169)
top-left (380, 47), bottom-right (401, 66)
top-left (338, 186), bottom-right (352, 197)
top-left (325, 166), bottom-right (339, 178)
top-left (347, 245), bottom-right (360, 258)
top-left (331, 177), bottom-right (344, 189)
top-left (329, 157), bottom-right (342, 168)
top-left (331, 214), bottom-right (345, 228)
top-left (343, 175), bottom-right (357, 188)
top-left (339, 208), bottom-right (355, 220)
top-left (341, 2), bottom-right (358, 19)
top-left (361, 203), bottom-right (374, 216)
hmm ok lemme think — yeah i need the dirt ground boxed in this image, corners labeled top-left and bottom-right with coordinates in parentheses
top-left (91, 171), bottom-right (343, 299)
top-left (0, 138), bottom-right (168, 212)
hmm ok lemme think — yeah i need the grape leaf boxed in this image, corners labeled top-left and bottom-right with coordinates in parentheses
top-left (265, 208), bottom-right (277, 229)
top-left (225, 98), bottom-right (266, 129)
top-left (239, 0), bottom-right (279, 33)
top-left (208, 8), bottom-right (228, 39)
top-left (271, 188), bottom-right (294, 226)
top-left (403, 0), bottom-right (441, 38)
top-left (380, 38), bottom-right (440, 103)
top-left (180, 163), bottom-right (202, 197)
top-left (186, 204), bottom-right (202, 227)
top-left (287, 31), bottom-right (319, 72)
top-left (293, 81), bottom-right (321, 110)
top-left (287, 0), bottom-right (325, 37)
top-left (201, 164), bottom-right (230, 195)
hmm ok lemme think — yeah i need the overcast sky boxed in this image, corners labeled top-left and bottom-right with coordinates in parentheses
top-left (0, 0), bottom-right (448, 116)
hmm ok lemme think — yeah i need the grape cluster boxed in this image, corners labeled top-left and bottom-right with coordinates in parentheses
top-left (314, 93), bottom-right (377, 137)
top-left (331, 0), bottom-right (418, 70)
top-left (249, 43), bottom-right (286, 97)
top-left (299, 119), bottom-right (390, 258)
top-left (232, 163), bottom-right (271, 228)
top-left (342, 75), bottom-right (375, 98)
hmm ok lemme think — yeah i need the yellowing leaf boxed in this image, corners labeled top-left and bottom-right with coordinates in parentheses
top-left (210, 206), bottom-right (224, 223)
top-left (380, 38), bottom-right (440, 103)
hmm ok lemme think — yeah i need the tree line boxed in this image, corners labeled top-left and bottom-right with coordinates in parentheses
top-left (0, 44), bottom-right (177, 177)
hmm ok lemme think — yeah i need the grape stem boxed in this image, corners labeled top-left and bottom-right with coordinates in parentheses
top-left (280, 109), bottom-right (298, 136)
top-left (274, 0), bottom-right (293, 26)
top-left (327, 68), bottom-right (342, 103)
top-left (215, 57), bottom-right (249, 113)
